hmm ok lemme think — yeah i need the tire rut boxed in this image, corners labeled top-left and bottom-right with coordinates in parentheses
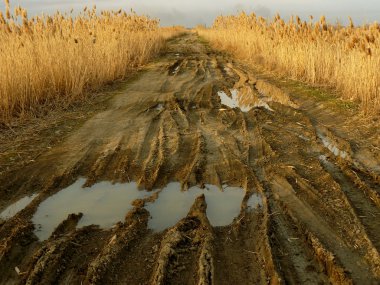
top-left (0, 32), bottom-right (379, 285)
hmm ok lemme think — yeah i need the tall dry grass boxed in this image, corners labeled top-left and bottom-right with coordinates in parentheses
top-left (198, 13), bottom-right (380, 114)
top-left (0, 1), bottom-right (181, 123)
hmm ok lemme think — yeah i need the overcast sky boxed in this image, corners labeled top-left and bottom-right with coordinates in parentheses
top-left (1, 0), bottom-right (379, 27)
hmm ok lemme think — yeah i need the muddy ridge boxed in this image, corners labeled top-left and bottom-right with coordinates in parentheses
top-left (0, 33), bottom-right (380, 285)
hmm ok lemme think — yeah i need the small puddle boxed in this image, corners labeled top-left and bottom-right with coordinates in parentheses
top-left (217, 89), bottom-right (273, 112)
top-left (146, 183), bottom-right (245, 231)
top-left (218, 89), bottom-right (250, 112)
top-left (247, 193), bottom-right (263, 210)
top-left (0, 194), bottom-right (37, 220)
top-left (32, 179), bottom-right (154, 241)
top-left (155, 103), bottom-right (164, 111)
top-left (318, 133), bottom-right (349, 159)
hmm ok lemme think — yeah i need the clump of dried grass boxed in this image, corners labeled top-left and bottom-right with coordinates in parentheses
top-left (198, 13), bottom-right (380, 115)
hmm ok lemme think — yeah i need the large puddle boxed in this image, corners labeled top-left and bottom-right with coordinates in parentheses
top-left (146, 183), bottom-right (246, 231)
top-left (32, 179), bottom-right (154, 241)
top-left (32, 179), bottom-right (258, 240)
top-left (0, 194), bottom-right (38, 220)
top-left (217, 89), bottom-right (273, 112)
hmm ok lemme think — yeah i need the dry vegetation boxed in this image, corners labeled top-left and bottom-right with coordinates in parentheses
top-left (198, 13), bottom-right (380, 114)
top-left (0, 0), bottom-right (182, 123)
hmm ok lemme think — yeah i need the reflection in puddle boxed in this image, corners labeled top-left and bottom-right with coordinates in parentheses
top-left (145, 183), bottom-right (198, 231)
top-left (247, 193), bottom-right (263, 210)
top-left (32, 179), bottom-right (252, 239)
top-left (0, 194), bottom-right (37, 220)
top-left (32, 179), bottom-right (154, 241)
top-left (217, 89), bottom-right (273, 112)
top-left (146, 183), bottom-right (245, 231)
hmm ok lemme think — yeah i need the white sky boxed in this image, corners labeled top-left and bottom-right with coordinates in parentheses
top-left (1, 0), bottom-right (379, 27)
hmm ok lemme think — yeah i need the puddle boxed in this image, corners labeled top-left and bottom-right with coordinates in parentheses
top-left (32, 179), bottom-right (251, 239)
top-left (253, 101), bottom-right (274, 111)
top-left (218, 89), bottom-right (250, 112)
top-left (217, 89), bottom-right (273, 112)
top-left (298, 134), bottom-right (311, 142)
top-left (155, 103), bottom-right (164, 111)
top-left (202, 184), bottom-right (245, 227)
top-left (32, 179), bottom-right (155, 241)
top-left (247, 193), bottom-right (263, 210)
top-left (145, 183), bottom-right (245, 231)
top-left (0, 194), bottom-right (37, 220)
top-left (319, 155), bottom-right (328, 162)
top-left (318, 134), bottom-right (349, 159)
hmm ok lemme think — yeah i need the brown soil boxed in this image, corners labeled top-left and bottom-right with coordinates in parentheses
top-left (1, 33), bottom-right (380, 285)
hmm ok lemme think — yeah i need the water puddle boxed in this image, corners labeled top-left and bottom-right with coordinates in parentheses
top-left (0, 194), bottom-right (37, 220)
top-left (318, 133), bottom-right (349, 159)
top-left (217, 89), bottom-right (273, 112)
top-left (247, 193), bottom-right (263, 210)
top-left (253, 101), bottom-right (274, 111)
top-left (145, 183), bottom-right (245, 231)
top-left (32, 178), bottom-right (253, 239)
top-left (155, 103), bottom-right (164, 111)
top-left (32, 179), bottom-right (154, 241)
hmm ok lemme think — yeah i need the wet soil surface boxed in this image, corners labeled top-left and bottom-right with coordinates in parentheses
top-left (1, 33), bottom-right (380, 285)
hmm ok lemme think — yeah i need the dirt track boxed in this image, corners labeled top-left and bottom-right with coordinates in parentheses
top-left (1, 33), bottom-right (380, 285)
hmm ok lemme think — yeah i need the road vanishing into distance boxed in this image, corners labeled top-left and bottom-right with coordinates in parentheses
top-left (1, 33), bottom-right (380, 285)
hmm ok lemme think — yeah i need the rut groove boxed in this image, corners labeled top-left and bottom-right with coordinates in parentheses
top-left (0, 33), bottom-right (379, 284)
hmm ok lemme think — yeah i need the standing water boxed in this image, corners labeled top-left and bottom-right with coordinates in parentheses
top-left (32, 179), bottom-right (155, 240)
top-left (146, 183), bottom-right (246, 231)
top-left (0, 194), bottom-right (37, 220)
top-left (32, 178), bottom-right (256, 240)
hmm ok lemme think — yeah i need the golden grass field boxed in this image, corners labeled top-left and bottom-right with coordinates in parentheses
top-left (197, 13), bottom-right (380, 115)
top-left (0, 0), bottom-right (181, 123)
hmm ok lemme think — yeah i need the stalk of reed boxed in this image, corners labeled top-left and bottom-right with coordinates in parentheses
top-left (198, 13), bottom-right (380, 115)
top-left (0, 1), bottom-right (182, 123)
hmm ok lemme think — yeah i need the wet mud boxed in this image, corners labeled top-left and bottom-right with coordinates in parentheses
top-left (0, 33), bottom-right (380, 284)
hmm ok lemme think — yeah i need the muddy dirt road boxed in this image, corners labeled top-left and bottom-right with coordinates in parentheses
top-left (1, 33), bottom-right (380, 285)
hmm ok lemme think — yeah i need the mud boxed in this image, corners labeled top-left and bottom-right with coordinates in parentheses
top-left (0, 33), bottom-right (380, 284)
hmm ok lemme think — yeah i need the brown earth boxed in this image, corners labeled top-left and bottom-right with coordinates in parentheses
top-left (1, 32), bottom-right (380, 285)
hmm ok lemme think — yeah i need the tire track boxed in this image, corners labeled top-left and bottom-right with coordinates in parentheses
top-left (0, 32), bottom-right (379, 284)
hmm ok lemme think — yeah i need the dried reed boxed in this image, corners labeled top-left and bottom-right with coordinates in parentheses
top-left (198, 13), bottom-right (380, 114)
top-left (0, 1), bottom-right (182, 123)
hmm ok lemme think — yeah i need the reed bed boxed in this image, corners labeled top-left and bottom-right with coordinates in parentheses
top-left (0, 1), bottom-right (181, 123)
top-left (198, 13), bottom-right (380, 114)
